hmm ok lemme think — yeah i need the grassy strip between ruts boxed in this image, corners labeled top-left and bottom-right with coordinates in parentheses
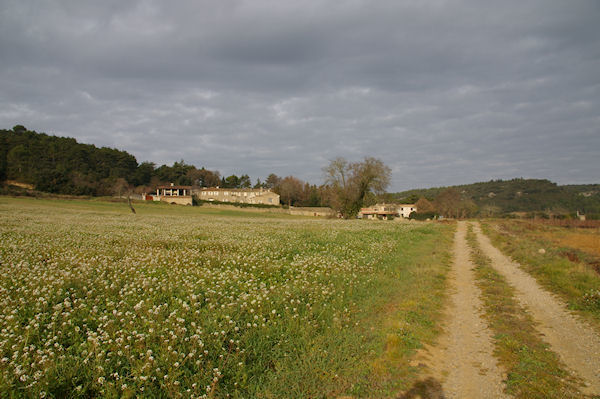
top-left (465, 224), bottom-right (584, 399)
top-left (480, 221), bottom-right (600, 329)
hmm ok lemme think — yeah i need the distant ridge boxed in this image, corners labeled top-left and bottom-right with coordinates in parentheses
top-left (388, 179), bottom-right (600, 216)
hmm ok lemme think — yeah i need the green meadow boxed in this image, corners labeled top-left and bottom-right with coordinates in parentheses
top-left (0, 197), bottom-right (452, 398)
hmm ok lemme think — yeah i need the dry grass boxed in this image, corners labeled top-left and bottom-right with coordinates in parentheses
top-left (525, 219), bottom-right (600, 229)
top-left (539, 231), bottom-right (600, 257)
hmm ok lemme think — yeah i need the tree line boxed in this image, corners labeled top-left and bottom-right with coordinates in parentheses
top-left (6, 126), bottom-right (589, 219)
top-left (0, 126), bottom-right (382, 213)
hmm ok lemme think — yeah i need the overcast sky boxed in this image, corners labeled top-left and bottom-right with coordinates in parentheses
top-left (1, 0), bottom-right (599, 191)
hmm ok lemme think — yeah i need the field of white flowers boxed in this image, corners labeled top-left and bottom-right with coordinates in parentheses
top-left (0, 198), bottom-right (452, 398)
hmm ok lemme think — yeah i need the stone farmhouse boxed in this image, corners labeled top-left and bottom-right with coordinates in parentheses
top-left (359, 203), bottom-right (417, 220)
top-left (397, 204), bottom-right (418, 218)
top-left (197, 188), bottom-right (280, 205)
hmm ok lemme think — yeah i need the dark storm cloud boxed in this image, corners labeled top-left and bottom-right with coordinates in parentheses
top-left (1, 0), bottom-right (599, 190)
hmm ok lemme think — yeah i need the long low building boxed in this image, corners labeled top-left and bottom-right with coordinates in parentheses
top-left (195, 187), bottom-right (280, 205)
top-left (359, 203), bottom-right (417, 220)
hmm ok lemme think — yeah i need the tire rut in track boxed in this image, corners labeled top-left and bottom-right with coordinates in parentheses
top-left (406, 221), bottom-right (508, 398)
top-left (472, 222), bottom-right (600, 395)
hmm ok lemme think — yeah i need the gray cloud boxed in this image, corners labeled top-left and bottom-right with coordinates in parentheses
top-left (1, 0), bottom-right (599, 191)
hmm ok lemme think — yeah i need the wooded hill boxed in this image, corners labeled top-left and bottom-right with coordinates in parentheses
top-left (0, 126), bottom-right (325, 206)
top-left (388, 179), bottom-right (600, 217)
top-left (0, 126), bottom-right (223, 196)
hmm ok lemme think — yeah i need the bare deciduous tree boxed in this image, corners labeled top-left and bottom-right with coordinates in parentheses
top-left (415, 197), bottom-right (436, 213)
top-left (324, 157), bottom-right (391, 218)
top-left (434, 188), bottom-right (478, 218)
top-left (276, 176), bottom-right (305, 207)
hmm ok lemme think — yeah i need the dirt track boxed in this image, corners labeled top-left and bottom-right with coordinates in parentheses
top-left (472, 222), bottom-right (600, 395)
top-left (410, 221), bottom-right (508, 398)
top-left (408, 221), bottom-right (600, 398)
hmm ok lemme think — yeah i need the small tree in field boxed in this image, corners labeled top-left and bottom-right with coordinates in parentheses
top-left (112, 178), bottom-right (130, 198)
